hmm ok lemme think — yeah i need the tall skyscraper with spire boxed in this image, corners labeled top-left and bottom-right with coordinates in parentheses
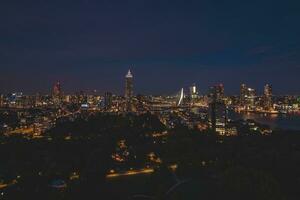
top-left (125, 69), bottom-right (133, 112)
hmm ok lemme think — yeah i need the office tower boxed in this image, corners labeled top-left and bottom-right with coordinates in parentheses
top-left (52, 81), bottom-right (62, 105)
top-left (104, 92), bottom-right (113, 110)
top-left (208, 101), bottom-right (227, 135)
top-left (209, 84), bottom-right (224, 102)
top-left (240, 84), bottom-right (247, 105)
top-left (125, 69), bottom-right (133, 112)
top-left (189, 83), bottom-right (198, 99)
top-left (240, 84), bottom-right (256, 109)
top-left (247, 87), bottom-right (256, 108)
top-left (264, 84), bottom-right (273, 110)
top-left (52, 81), bottom-right (61, 97)
top-left (208, 84), bottom-right (227, 135)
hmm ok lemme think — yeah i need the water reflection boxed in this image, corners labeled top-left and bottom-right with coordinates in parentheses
top-left (229, 111), bottom-right (300, 130)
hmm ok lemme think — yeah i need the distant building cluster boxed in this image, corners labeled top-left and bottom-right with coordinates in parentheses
top-left (1, 69), bottom-right (300, 137)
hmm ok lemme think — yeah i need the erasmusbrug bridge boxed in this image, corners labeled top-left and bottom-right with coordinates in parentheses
top-left (174, 88), bottom-right (208, 109)
top-left (176, 88), bottom-right (184, 106)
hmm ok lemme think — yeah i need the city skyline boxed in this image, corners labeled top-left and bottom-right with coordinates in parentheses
top-left (0, 70), bottom-right (286, 97)
top-left (1, 1), bottom-right (300, 199)
top-left (0, 68), bottom-right (293, 96)
top-left (1, 0), bottom-right (300, 94)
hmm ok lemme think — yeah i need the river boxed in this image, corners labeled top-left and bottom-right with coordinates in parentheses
top-left (229, 111), bottom-right (300, 131)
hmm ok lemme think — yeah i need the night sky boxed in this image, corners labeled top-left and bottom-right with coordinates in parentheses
top-left (1, 0), bottom-right (300, 95)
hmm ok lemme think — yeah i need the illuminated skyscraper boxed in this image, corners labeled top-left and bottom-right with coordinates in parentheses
top-left (125, 69), bottom-right (133, 112)
top-left (209, 101), bottom-right (227, 135)
top-left (247, 87), bottom-right (256, 108)
top-left (52, 81), bottom-right (62, 105)
top-left (209, 84), bottom-right (224, 102)
top-left (240, 83), bottom-right (247, 105)
top-left (264, 84), bottom-right (273, 110)
top-left (189, 83), bottom-right (198, 99)
top-left (240, 84), bottom-right (256, 109)
top-left (208, 84), bottom-right (227, 135)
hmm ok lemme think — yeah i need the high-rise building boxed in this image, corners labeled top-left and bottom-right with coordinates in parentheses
top-left (208, 101), bottom-right (227, 135)
top-left (240, 84), bottom-right (256, 109)
top-left (189, 83), bottom-right (198, 99)
top-left (240, 84), bottom-right (247, 105)
top-left (264, 84), bottom-right (273, 110)
top-left (209, 84), bottom-right (224, 102)
top-left (52, 81), bottom-right (62, 105)
top-left (208, 84), bottom-right (227, 135)
top-left (125, 69), bottom-right (133, 112)
top-left (247, 87), bottom-right (256, 108)
top-left (52, 81), bottom-right (61, 97)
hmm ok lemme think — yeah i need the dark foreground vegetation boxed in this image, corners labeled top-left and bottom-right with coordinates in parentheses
top-left (1, 113), bottom-right (300, 200)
